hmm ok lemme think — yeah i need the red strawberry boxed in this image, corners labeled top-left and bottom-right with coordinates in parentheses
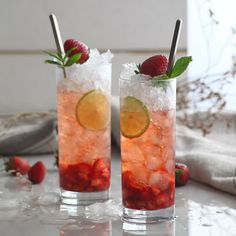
top-left (5, 156), bottom-right (31, 175)
top-left (140, 55), bottom-right (168, 77)
top-left (175, 163), bottom-right (189, 186)
top-left (64, 39), bottom-right (89, 64)
top-left (28, 161), bottom-right (46, 184)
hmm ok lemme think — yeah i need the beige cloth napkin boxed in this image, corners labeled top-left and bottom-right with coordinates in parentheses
top-left (0, 112), bottom-right (57, 155)
top-left (111, 97), bottom-right (236, 195)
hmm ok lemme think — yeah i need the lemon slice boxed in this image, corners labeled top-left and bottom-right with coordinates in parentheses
top-left (120, 96), bottom-right (150, 138)
top-left (75, 90), bottom-right (110, 130)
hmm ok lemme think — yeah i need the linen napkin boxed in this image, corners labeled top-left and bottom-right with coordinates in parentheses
top-left (111, 97), bottom-right (236, 195)
top-left (0, 112), bottom-right (57, 155)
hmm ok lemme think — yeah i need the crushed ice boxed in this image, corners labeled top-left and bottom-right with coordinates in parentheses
top-left (85, 199), bottom-right (122, 220)
top-left (120, 63), bottom-right (176, 111)
top-left (58, 49), bottom-right (113, 93)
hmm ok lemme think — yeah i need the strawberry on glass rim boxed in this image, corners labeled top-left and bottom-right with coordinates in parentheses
top-left (135, 54), bottom-right (192, 82)
top-left (64, 39), bottom-right (89, 64)
top-left (45, 38), bottom-right (90, 76)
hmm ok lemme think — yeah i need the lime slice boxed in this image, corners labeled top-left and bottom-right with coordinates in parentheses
top-left (75, 90), bottom-right (110, 130)
top-left (120, 96), bottom-right (150, 138)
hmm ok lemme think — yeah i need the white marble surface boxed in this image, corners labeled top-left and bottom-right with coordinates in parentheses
top-left (0, 147), bottom-right (235, 236)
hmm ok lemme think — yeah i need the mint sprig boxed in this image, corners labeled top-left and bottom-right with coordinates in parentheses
top-left (169, 56), bottom-right (192, 78)
top-left (151, 56), bottom-right (192, 87)
top-left (45, 48), bottom-right (81, 78)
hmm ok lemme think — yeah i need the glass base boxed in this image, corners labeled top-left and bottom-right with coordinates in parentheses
top-left (61, 189), bottom-right (109, 205)
top-left (123, 205), bottom-right (175, 223)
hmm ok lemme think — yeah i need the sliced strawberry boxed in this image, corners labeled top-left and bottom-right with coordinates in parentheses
top-left (140, 55), bottom-right (168, 77)
top-left (5, 156), bottom-right (31, 175)
top-left (175, 163), bottom-right (189, 186)
top-left (64, 39), bottom-right (89, 64)
top-left (28, 161), bottom-right (46, 184)
top-left (91, 178), bottom-right (109, 191)
top-left (76, 163), bottom-right (92, 181)
top-left (93, 159), bottom-right (110, 180)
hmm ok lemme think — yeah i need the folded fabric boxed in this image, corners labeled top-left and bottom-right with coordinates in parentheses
top-left (176, 122), bottom-right (236, 195)
top-left (0, 112), bottom-right (57, 155)
top-left (111, 96), bottom-right (236, 195)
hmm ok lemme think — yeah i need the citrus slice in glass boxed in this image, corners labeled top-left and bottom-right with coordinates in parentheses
top-left (75, 90), bottom-right (110, 130)
top-left (120, 96), bottom-right (150, 138)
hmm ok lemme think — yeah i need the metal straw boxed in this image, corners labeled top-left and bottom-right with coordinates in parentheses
top-left (49, 14), bottom-right (66, 78)
top-left (167, 19), bottom-right (182, 76)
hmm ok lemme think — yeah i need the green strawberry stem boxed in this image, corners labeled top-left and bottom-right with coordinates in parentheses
top-left (45, 48), bottom-right (81, 79)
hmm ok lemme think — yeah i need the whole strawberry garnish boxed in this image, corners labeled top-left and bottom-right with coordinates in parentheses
top-left (175, 163), bottom-right (189, 186)
top-left (64, 39), bottom-right (89, 64)
top-left (28, 161), bottom-right (46, 184)
top-left (5, 156), bottom-right (31, 175)
top-left (140, 55), bottom-right (168, 77)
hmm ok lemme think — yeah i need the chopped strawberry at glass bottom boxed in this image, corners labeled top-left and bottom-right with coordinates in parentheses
top-left (122, 170), bottom-right (175, 211)
top-left (59, 158), bottom-right (110, 192)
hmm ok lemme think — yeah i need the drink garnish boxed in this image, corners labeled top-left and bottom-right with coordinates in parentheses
top-left (64, 39), bottom-right (89, 64)
top-left (75, 89), bottom-right (110, 130)
top-left (134, 19), bottom-right (192, 86)
top-left (45, 47), bottom-right (82, 70)
top-left (120, 96), bottom-right (150, 138)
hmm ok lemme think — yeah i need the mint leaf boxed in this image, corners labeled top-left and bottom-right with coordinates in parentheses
top-left (44, 60), bottom-right (62, 66)
top-left (170, 56), bottom-right (192, 78)
top-left (65, 47), bottom-right (76, 58)
top-left (45, 51), bottom-right (62, 61)
top-left (152, 74), bottom-right (170, 88)
top-left (153, 74), bottom-right (169, 81)
top-left (65, 53), bottom-right (81, 67)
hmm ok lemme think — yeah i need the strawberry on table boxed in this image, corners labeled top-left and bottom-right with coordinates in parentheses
top-left (175, 163), bottom-right (189, 186)
top-left (140, 55), bottom-right (168, 77)
top-left (64, 39), bottom-right (89, 64)
top-left (28, 161), bottom-right (46, 184)
top-left (5, 156), bottom-right (31, 175)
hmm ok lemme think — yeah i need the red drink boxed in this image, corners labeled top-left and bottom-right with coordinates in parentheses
top-left (56, 49), bottom-right (112, 204)
top-left (58, 87), bottom-right (110, 193)
top-left (121, 110), bottom-right (175, 210)
top-left (120, 73), bottom-right (176, 222)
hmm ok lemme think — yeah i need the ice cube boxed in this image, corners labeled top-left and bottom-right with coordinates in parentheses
top-left (165, 160), bottom-right (175, 175)
top-left (146, 156), bottom-right (163, 171)
top-left (0, 193), bottom-right (19, 209)
top-left (149, 172), bottom-right (169, 191)
top-left (120, 63), bottom-right (137, 81)
top-left (67, 49), bottom-right (113, 93)
top-left (85, 199), bottom-right (122, 220)
top-left (37, 192), bottom-right (61, 206)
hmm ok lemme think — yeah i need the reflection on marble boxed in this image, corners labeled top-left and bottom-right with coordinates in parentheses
top-left (60, 220), bottom-right (111, 236)
top-left (0, 154), bottom-right (235, 236)
top-left (187, 200), bottom-right (236, 236)
top-left (123, 220), bottom-right (175, 236)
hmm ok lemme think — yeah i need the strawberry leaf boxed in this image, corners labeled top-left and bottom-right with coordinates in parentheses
top-left (169, 56), bottom-right (192, 78)
top-left (65, 53), bottom-right (81, 66)
top-left (175, 169), bottom-right (183, 175)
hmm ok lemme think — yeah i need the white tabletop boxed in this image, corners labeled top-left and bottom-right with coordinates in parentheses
top-left (0, 146), bottom-right (235, 236)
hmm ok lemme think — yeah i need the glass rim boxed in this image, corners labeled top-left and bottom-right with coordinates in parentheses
top-left (119, 76), bottom-right (176, 85)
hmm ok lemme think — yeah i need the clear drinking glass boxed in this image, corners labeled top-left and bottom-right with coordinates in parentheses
top-left (57, 49), bottom-right (112, 205)
top-left (120, 65), bottom-right (176, 223)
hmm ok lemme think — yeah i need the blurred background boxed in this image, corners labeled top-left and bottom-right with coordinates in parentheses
top-left (0, 0), bottom-right (187, 114)
top-left (0, 0), bottom-right (235, 116)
